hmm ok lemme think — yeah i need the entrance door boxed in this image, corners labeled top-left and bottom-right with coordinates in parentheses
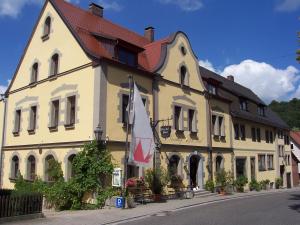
top-left (189, 155), bottom-right (203, 189)
top-left (287, 173), bottom-right (291, 189)
top-left (236, 158), bottom-right (247, 177)
top-left (250, 157), bottom-right (256, 180)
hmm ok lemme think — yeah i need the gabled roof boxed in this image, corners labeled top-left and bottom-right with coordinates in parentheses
top-left (291, 131), bottom-right (300, 146)
top-left (199, 66), bottom-right (289, 129)
top-left (50, 0), bottom-right (171, 72)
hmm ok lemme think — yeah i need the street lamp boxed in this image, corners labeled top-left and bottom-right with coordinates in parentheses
top-left (94, 124), bottom-right (103, 143)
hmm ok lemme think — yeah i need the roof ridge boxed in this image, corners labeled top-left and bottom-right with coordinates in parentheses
top-left (53, 0), bottom-right (150, 45)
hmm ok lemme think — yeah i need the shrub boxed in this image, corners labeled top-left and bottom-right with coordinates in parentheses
top-left (205, 180), bottom-right (215, 193)
top-left (249, 179), bottom-right (261, 191)
top-left (234, 176), bottom-right (248, 192)
top-left (275, 178), bottom-right (283, 189)
top-left (145, 167), bottom-right (169, 195)
top-left (215, 169), bottom-right (233, 192)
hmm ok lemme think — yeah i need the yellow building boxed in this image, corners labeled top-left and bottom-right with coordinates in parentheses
top-left (0, 0), bottom-right (292, 190)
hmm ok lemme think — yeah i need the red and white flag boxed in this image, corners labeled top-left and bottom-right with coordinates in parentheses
top-left (128, 83), bottom-right (155, 166)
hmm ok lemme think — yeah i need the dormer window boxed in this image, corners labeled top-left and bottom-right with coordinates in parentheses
top-left (257, 105), bottom-right (265, 116)
top-left (207, 83), bottom-right (217, 95)
top-left (180, 65), bottom-right (188, 86)
top-left (117, 47), bottom-right (137, 67)
top-left (50, 54), bottom-right (59, 77)
top-left (30, 63), bottom-right (38, 84)
top-left (239, 98), bottom-right (248, 111)
top-left (42, 17), bottom-right (51, 40)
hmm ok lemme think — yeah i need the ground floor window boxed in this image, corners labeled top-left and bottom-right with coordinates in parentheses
top-left (258, 155), bottom-right (266, 171)
top-left (45, 154), bottom-right (55, 182)
top-left (168, 155), bottom-right (180, 176)
top-left (215, 156), bottom-right (223, 173)
top-left (236, 158), bottom-right (246, 177)
top-left (11, 155), bottom-right (19, 179)
top-left (267, 155), bottom-right (274, 170)
top-left (67, 154), bottom-right (76, 180)
top-left (127, 165), bottom-right (139, 178)
top-left (27, 155), bottom-right (36, 180)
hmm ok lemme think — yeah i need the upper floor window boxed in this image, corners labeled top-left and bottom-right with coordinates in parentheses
top-left (284, 134), bottom-right (290, 145)
top-left (13, 109), bottom-right (21, 135)
top-left (212, 114), bottom-right (225, 137)
top-left (207, 83), bottom-right (217, 95)
top-left (240, 124), bottom-right (246, 140)
top-left (265, 130), bottom-right (269, 143)
top-left (257, 106), bottom-right (265, 116)
top-left (121, 93), bottom-right (146, 124)
top-left (65, 96), bottom-right (76, 127)
top-left (50, 54), bottom-right (59, 76)
top-left (291, 143), bottom-right (294, 149)
top-left (239, 99), bottom-right (248, 111)
top-left (267, 155), bottom-right (274, 170)
top-left (49, 100), bottom-right (59, 130)
top-left (44, 17), bottom-right (51, 36)
top-left (234, 124), bottom-right (246, 140)
top-left (270, 131), bottom-right (273, 143)
top-left (278, 130), bottom-right (283, 139)
top-left (256, 128), bottom-right (261, 142)
top-left (278, 145), bottom-right (284, 157)
top-left (188, 109), bottom-right (197, 133)
top-left (180, 66), bottom-right (189, 86)
top-left (28, 106), bottom-right (37, 133)
top-left (30, 63), bottom-right (38, 84)
top-left (174, 106), bottom-right (183, 131)
top-left (118, 47), bottom-right (137, 67)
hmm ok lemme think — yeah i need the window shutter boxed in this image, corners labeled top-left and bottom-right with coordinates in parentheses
top-left (66, 98), bottom-right (71, 125)
top-left (184, 72), bottom-right (189, 86)
top-left (220, 117), bottom-right (225, 137)
top-left (214, 116), bottom-right (219, 136)
top-left (179, 108), bottom-right (184, 131)
top-left (29, 108), bottom-right (34, 130)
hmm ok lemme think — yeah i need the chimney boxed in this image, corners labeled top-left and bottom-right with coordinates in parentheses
top-left (89, 3), bottom-right (103, 17)
top-left (227, 75), bottom-right (234, 82)
top-left (144, 26), bottom-right (155, 42)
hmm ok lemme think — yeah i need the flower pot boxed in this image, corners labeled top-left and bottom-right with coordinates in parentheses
top-left (185, 191), bottom-right (194, 199)
top-left (126, 197), bottom-right (136, 208)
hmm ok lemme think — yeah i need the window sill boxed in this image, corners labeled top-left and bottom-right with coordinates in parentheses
top-left (64, 124), bottom-right (75, 130)
top-left (29, 82), bottom-right (37, 88)
top-left (259, 169), bottom-right (266, 172)
top-left (41, 34), bottom-right (49, 42)
top-left (27, 129), bottom-right (36, 135)
top-left (48, 75), bottom-right (57, 81)
top-left (12, 131), bottom-right (20, 137)
top-left (9, 178), bottom-right (17, 183)
top-left (48, 126), bottom-right (58, 132)
top-left (175, 129), bottom-right (184, 134)
top-left (268, 168), bottom-right (274, 170)
top-left (190, 130), bottom-right (198, 134)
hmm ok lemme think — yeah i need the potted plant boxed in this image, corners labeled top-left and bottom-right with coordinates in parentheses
top-left (249, 179), bottom-right (260, 191)
top-left (215, 169), bottom-right (233, 195)
top-left (265, 179), bottom-right (270, 190)
top-left (170, 174), bottom-right (184, 197)
top-left (145, 167), bottom-right (169, 201)
top-left (234, 176), bottom-right (248, 192)
top-left (205, 179), bottom-right (215, 193)
top-left (275, 178), bottom-right (283, 189)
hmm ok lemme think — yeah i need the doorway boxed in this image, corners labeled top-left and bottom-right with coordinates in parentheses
top-left (250, 157), bottom-right (256, 180)
top-left (189, 154), bottom-right (203, 189)
top-left (287, 173), bottom-right (291, 189)
top-left (236, 158), bottom-right (247, 178)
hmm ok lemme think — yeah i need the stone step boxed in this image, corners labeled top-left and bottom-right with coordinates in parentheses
top-left (193, 190), bottom-right (217, 198)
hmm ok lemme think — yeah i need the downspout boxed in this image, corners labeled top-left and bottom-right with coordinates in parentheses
top-left (0, 96), bottom-right (8, 188)
top-left (206, 93), bottom-right (213, 181)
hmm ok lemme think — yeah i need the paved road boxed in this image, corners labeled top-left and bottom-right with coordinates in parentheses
top-left (120, 190), bottom-right (300, 225)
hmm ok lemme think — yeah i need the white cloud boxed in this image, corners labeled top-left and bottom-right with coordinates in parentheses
top-left (199, 59), bottom-right (300, 103)
top-left (98, 0), bottom-right (122, 11)
top-left (159, 0), bottom-right (203, 11)
top-left (0, 79), bottom-right (10, 95)
top-left (199, 59), bottom-right (217, 73)
top-left (275, 0), bottom-right (300, 12)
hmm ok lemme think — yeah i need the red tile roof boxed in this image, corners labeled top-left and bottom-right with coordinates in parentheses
top-left (50, 0), bottom-right (171, 72)
top-left (290, 131), bottom-right (300, 145)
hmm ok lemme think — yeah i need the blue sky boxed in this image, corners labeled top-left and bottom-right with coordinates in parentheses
top-left (0, 0), bottom-right (299, 103)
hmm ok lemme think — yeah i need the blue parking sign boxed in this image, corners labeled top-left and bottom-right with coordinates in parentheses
top-left (116, 197), bottom-right (124, 208)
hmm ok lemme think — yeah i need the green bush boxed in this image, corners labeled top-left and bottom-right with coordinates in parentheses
top-left (215, 169), bottom-right (233, 192)
top-left (145, 167), bottom-right (169, 195)
top-left (275, 178), bottom-right (283, 189)
top-left (205, 180), bottom-right (215, 193)
top-left (234, 176), bottom-right (248, 192)
top-left (249, 179), bottom-right (261, 191)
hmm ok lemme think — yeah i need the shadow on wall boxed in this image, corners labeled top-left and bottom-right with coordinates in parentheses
top-left (289, 194), bottom-right (300, 213)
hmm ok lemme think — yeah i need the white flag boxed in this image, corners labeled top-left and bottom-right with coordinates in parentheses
top-left (129, 83), bottom-right (155, 166)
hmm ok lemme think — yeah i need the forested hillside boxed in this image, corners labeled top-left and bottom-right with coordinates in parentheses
top-left (269, 98), bottom-right (300, 130)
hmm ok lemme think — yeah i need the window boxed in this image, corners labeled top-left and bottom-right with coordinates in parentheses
top-left (256, 128), bottom-right (261, 142)
top-left (267, 155), bottom-right (274, 170)
top-left (251, 127), bottom-right (256, 142)
top-left (118, 47), bottom-right (137, 67)
top-left (43, 17), bottom-right (51, 38)
top-left (28, 106), bottom-right (37, 133)
top-left (207, 83), bottom-right (216, 95)
top-left (180, 65), bottom-right (188, 86)
top-left (234, 124), bottom-right (239, 140)
top-left (188, 109), bottom-right (197, 133)
top-left (212, 115), bottom-right (225, 137)
top-left (45, 155), bottom-right (55, 182)
top-left (284, 134), bottom-right (290, 145)
top-left (174, 106), bottom-right (183, 131)
top-left (278, 145), bottom-right (284, 157)
top-left (168, 155), bottom-right (180, 176)
top-left (30, 63), bottom-right (38, 84)
top-left (257, 106), bottom-right (265, 116)
top-left (27, 155), bottom-right (36, 181)
top-left (50, 54), bottom-right (59, 76)
top-left (11, 156), bottom-right (19, 179)
top-left (278, 130), bottom-right (283, 139)
top-left (122, 94), bottom-right (129, 124)
top-left (67, 154), bottom-right (76, 180)
top-left (240, 124), bottom-right (246, 140)
top-left (180, 46), bottom-right (186, 55)
top-left (265, 130), bottom-right (269, 143)
top-left (66, 96), bottom-right (76, 127)
top-left (258, 155), bottom-right (266, 171)
top-left (270, 131), bottom-right (273, 144)
top-left (13, 109), bottom-right (21, 135)
top-left (50, 100), bottom-right (59, 129)
top-left (216, 156), bottom-right (223, 173)
top-left (291, 143), bottom-right (294, 150)
top-left (239, 99), bottom-right (248, 111)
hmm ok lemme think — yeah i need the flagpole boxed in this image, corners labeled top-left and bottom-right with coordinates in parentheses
top-left (123, 75), bottom-right (133, 206)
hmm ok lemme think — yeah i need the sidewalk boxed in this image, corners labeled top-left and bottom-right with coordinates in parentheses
top-left (3, 187), bottom-right (300, 225)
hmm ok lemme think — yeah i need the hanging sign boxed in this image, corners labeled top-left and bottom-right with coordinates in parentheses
top-left (161, 125), bottom-right (171, 138)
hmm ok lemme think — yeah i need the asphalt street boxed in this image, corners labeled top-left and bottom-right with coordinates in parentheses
top-left (120, 190), bottom-right (300, 225)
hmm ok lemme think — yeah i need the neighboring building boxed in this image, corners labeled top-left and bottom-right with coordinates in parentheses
top-left (0, 99), bottom-right (5, 185)
top-left (200, 68), bottom-right (293, 188)
top-left (0, 0), bottom-right (292, 190)
top-left (290, 131), bottom-right (300, 186)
